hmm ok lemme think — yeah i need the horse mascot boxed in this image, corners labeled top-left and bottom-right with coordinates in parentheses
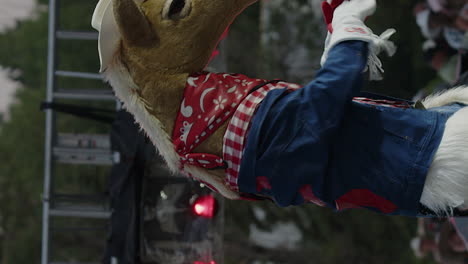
top-left (92, 0), bottom-right (468, 217)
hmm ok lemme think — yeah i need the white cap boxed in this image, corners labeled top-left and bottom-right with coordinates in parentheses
top-left (91, 0), bottom-right (120, 72)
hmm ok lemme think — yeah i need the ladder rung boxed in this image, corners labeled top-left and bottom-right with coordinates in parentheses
top-left (56, 30), bottom-right (99, 40)
top-left (53, 147), bottom-right (111, 155)
top-left (55, 71), bottom-right (102, 80)
top-left (57, 133), bottom-right (111, 149)
top-left (53, 193), bottom-right (108, 203)
top-left (50, 206), bottom-right (111, 219)
top-left (53, 147), bottom-right (117, 165)
top-left (51, 226), bottom-right (107, 232)
top-left (54, 89), bottom-right (114, 101)
top-left (50, 262), bottom-right (101, 264)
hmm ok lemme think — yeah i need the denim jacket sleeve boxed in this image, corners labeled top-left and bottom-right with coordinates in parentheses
top-left (292, 40), bottom-right (369, 134)
top-left (238, 41), bottom-right (370, 206)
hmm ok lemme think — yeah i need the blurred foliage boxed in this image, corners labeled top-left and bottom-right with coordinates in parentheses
top-left (0, 86), bottom-right (44, 263)
top-left (0, 6), bottom-right (48, 89)
top-left (0, 0), bottom-right (444, 263)
top-left (365, 0), bottom-right (436, 99)
top-left (0, 0), bottom-right (111, 263)
top-left (224, 200), bottom-right (435, 264)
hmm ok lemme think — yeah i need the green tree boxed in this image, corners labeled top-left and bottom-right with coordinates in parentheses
top-left (0, 1), bottom-right (109, 263)
top-left (0, 87), bottom-right (44, 263)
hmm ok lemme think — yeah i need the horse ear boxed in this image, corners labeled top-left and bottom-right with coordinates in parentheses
top-left (113, 0), bottom-right (158, 47)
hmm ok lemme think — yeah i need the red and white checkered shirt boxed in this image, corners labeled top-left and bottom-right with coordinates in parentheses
top-left (223, 81), bottom-right (301, 192)
top-left (222, 85), bottom-right (413, 192)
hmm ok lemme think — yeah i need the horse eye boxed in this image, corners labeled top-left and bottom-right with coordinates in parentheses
top-left (169, 0), bottom-right (185, 18)
top-left (163, 0), bottom-right (191, 20)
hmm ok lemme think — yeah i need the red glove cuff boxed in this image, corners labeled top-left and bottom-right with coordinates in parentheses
top-left (321, 0), bottom-right (345, 33)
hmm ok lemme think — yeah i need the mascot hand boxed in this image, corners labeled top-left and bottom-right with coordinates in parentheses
top-left (332, 0), bottom-right (376, 23)
top-left (322, 0), bottom-right (345, 33)
top-left (320, 0), bottom-right (344, 66)
top-left (320, 0), bottom-right (396, 80)
top-left (320, 0), bottom-right (346, 67)
top-left (321, 0), bottom-right (376, 67)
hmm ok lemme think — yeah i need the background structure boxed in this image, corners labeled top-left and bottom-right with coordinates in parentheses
top-left (0, 0), bottom-right (446, 263)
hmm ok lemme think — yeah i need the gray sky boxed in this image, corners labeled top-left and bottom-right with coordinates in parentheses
top-left (0, 0), bottom-right (37, 120)
top-left (0, 0), bottom-right (37, 33)
top-left (0, 68), bottom-right (20, 119)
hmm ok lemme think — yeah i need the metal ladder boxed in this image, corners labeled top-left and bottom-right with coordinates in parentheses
top-left (41, 0), bottom-right (117, 263)
top-left (41, 1), bottom-right (230, 263)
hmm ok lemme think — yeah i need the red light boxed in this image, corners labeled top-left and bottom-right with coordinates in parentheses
top-left (193, 261), bottom-right (216, 264)
top-left (192, 195), bottom-right (216, 218)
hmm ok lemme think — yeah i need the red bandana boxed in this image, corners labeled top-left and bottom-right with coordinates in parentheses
top-left (172, 72), bottom-right (267, 169)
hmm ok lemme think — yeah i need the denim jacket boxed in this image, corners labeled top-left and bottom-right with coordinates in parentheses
top-left (238, 41), bottom-right (460, 217)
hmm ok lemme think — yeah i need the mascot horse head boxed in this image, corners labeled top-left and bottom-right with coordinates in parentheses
top-left (93, 0), bottom-right (258, 199)
top-left (94, 0), bottom-right (257, 73)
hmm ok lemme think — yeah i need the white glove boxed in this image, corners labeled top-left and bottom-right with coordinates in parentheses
top-left (320, 0), bottom-right (397, 80)
top-left (334, 0), bottom-right (376, 22)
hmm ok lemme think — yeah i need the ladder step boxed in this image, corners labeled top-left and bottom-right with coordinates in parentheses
top-left (53, 193), bottom-right (108, 203)
top-left (57, 133), bottom-right (111, 149)
top-left (52, 194), bottom-right (109, 212)
top-left (53, 147), bottom-right (118, 165)
top-left (51, 226), bottom-right (108, 232)
top-left (54, 89), bottom-right (114, 101)
top-left (50, 262), bottom-right (101, 264)
top-left (50, 205), bottom-right (111, 219)
top-left (56, 30), bottom-right (99, 40)
top-left (55, 71), bottom-right (102, 80)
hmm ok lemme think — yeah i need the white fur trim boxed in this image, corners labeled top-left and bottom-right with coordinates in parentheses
top-left (422, 86), bottom-right (468, 108)
top-left (184, 165), bottom-right (240, 200)
top-left (420, 86), bottom-right (468, 215)
top-left (103, 57), bottom-right (240, 200)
